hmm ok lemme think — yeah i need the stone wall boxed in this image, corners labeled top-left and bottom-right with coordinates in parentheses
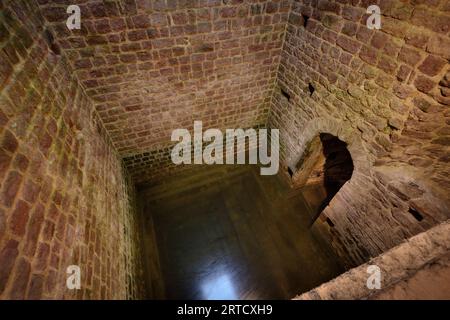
top-left (36, 0), bottom-right (291, 160)
top-left (0, 0), bottom-right (144, 299)
top-left (295, 219), bottom-right (450, 300)
top-left (268, 0), bottom-right (450, 267)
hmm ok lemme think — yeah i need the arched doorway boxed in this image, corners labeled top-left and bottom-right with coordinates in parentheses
top-left (290, 133), bottom-right (354, 226)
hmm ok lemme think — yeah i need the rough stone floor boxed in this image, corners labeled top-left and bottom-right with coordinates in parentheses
top-left (140, 165), bottom-right (345, 299)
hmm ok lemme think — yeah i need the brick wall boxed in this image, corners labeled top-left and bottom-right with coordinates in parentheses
top-left (125, 123), bottom-right (264, 185)
top-left (0, 0), bottom-right (144, 299)
top-left (269, 0), bottom-right (450, 267)
top-left (36, 0), bottom-right (290, 161)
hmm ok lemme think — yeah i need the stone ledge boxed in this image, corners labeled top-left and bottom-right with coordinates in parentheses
top-left (294, 219), bottom-right (450, 300)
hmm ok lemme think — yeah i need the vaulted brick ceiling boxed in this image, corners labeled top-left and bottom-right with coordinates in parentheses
top-left (36, 0), bottom-right (290, 156)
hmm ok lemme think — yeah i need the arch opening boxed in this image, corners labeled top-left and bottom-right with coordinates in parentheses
top-left (290, 133), bottom-right (354, 225)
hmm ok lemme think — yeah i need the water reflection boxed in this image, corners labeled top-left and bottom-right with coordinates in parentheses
top-left (148, 165), bottom-right (345, 299)
top-left (201, 274), bottom-right (237, 300)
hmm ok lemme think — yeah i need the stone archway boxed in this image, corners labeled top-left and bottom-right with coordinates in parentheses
top-left (287, 117), bottom-right (370, 174)
top-left (291, 133), bottom-right (354, 225)
top-left (286, 117), bottom-right (371, 225)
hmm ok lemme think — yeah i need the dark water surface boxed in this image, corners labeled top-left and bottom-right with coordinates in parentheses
top-left (141, 165), bottom-right (345, 299)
